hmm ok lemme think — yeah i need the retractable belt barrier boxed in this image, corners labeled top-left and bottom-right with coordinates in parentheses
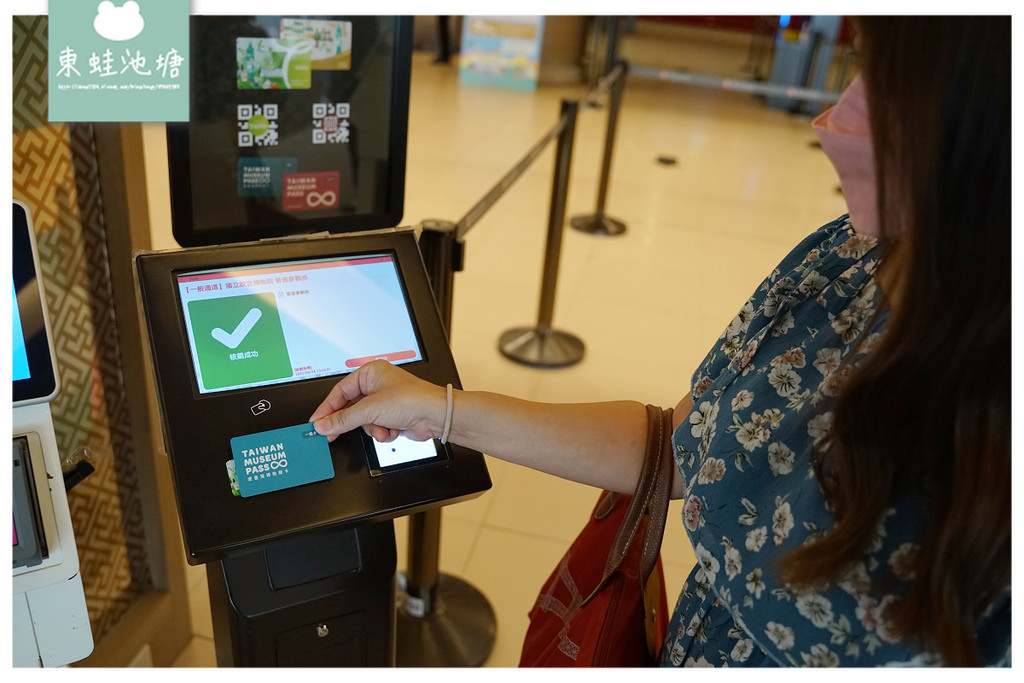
top-left (420, 59), bottom-right (630, 369)
top-left (630, 64), bottom-right (843, 105)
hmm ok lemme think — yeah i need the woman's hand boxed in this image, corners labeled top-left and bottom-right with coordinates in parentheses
top-left (307, 361), bottom-right (677, 496)
top-left (308, 360), bottom-right (446, 443)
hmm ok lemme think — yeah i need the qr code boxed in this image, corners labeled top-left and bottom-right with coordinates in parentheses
top-left (237, 103), bottom-right (279, 147)
top-left (312, 102), bottom-right (350, 144)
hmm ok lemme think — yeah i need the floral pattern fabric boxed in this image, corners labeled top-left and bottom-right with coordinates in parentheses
top-left (659, 216), bottom-right (1011, 667)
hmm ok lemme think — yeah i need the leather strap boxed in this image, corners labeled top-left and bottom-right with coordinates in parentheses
top-left (583, 404), bottom-right (674, 604)
top-left (638, 406), bottom-right (674, 583)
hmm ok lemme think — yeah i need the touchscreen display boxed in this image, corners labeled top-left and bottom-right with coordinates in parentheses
top-left (12, 281), bottom-right (31, 382)
top-left (365, 433), bottom-right (446, 475)
top-left (176, 253), bottom-right (422, 394)
top-left (13, 202), bottom-right (59, 406)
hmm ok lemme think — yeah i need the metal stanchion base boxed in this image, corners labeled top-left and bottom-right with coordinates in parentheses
top-left (570, 212), bottom-right (626, 236)
top-left (499, 327), bottom-right (584, 368)
top-left (396, 573), bottom-right (497, 667)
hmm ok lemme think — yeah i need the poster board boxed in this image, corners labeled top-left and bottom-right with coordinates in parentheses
top-left (458, 16), bottom-right (545, 90)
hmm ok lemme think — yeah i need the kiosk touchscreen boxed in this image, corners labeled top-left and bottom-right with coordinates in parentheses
top-left (136, 229), bottom-right (490, 563)
top-left (13, 205), bottom-right (59, 408)
top-left (12, 201), bottom-right (93, 666)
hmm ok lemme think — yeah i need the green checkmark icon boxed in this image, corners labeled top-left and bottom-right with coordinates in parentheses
top-left (187, 294), bottom-right (292, 391)
top-left (212, 307), bottom-right (263, 349)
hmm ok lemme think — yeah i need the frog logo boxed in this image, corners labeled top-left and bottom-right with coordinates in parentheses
top-left (93, 1), bottom-right (145, 42)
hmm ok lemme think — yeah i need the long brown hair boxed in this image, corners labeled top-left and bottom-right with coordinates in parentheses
top-left (778, 16), bottom-right (1010, 666)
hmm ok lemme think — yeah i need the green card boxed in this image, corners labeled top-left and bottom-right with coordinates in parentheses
top-left (236, 38), bottom-right (312, 90)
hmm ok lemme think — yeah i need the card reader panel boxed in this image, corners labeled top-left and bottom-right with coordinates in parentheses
top-left (136, 230), bottom-right (490, 564)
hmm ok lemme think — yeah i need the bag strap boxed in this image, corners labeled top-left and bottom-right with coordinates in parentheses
top-left (637, 406), bottom-right (674, 583)
top-left (583, 404), bottom-right (674, 604)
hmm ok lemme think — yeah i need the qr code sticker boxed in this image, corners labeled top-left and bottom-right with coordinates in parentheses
top-left (237, 103), bottom-right (279, 147)
top-left (312, 102), bottom-right (350, 144)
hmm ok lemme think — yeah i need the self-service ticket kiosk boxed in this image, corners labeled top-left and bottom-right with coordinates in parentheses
top-left (144, 15), bottom-right (490, 665)
top-left (135, 229), bottom-right (491, 665)
top-left (12, 202), bottom-right (94, 667)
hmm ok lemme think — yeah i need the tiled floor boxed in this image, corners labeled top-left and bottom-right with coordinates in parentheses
top-left (171, 21), bottom-right (849, 667)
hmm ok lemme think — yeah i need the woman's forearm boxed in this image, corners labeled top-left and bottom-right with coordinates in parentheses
top-left (446, 392), bottom-right (650, 494)
top-left (309, 360), bottom-right (688, 497)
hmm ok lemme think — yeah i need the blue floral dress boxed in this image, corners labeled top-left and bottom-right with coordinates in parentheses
top-left (659, 216), bottom-right (1011, 667)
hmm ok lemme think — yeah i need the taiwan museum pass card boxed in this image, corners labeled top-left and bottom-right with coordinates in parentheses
top-left (228, 423), bottom-right (334, 498)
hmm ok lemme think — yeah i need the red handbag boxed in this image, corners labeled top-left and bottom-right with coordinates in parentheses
top-left (519, 405), bottom-right (675, 667)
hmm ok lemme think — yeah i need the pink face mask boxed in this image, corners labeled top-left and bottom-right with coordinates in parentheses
top-left (812, 75), bottom-right (879, 238)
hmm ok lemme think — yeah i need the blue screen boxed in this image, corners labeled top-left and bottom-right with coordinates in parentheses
top-left (12, 280), bottom-right (30, 381)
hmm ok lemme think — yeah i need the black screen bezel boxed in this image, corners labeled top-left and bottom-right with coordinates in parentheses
top-left (12, 203), bottom-right (59, 406)
top-left (171, 249), bottom-right (429, 398)
top-left (166, 15), bottom-right (413, 247)
top-left (135, 230), bottom-right (491, 564)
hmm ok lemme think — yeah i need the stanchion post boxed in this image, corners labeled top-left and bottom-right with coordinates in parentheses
top-left (417, 219), bottom-right (461, 331)
top-left (395, 222), bottom-right (496, 667)
top-left (603, 16), bottom-right (621, 76)
top-left (499, 100), bottom-right (585, 368)
top-left (401, 510), bottom-right (440, 612)
top-left (571, 58), bottom-right (628, 237)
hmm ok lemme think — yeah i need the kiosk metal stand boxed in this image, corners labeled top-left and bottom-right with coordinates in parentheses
top-left (396, 510), bottom-right (496, 667)
top-left (397, 222), bottom-right (497, 667)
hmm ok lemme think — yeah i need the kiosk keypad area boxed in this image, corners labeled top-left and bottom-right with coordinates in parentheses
top-left (136, 229), bottom-right (490, 564)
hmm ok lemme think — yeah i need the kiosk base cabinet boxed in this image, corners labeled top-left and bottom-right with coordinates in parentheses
top-left (206, 522), bottom-right (397, 667)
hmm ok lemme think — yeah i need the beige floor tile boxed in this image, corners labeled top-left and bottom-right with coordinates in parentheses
top-left (171, 636), bottom-right (217, 668)
top-left (187, 567), bottom-right (214, 641)
top-left (483, 463), bottom-right (600, 542)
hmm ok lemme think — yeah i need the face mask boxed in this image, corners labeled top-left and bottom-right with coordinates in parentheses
top-left (812, 75), bottom-right (879, 238)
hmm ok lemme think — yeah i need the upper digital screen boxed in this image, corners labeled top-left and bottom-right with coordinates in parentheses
top-left (176, 253), bottom-right (423, 394)
top-left (167, 16), bottom-right (411, 246)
